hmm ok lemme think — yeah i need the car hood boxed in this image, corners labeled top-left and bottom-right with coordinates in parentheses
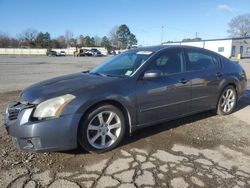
top-left (20, 72), bottom-right (109, 104)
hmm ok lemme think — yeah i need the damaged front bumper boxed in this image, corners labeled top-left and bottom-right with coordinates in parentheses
top-left (3, 102), bottom-right (81, 152)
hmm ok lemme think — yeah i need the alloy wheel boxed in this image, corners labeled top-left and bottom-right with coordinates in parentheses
top-left (87, 111), bottom-right (121, 149)
top-left (220, 88), bottom-right (236, 113)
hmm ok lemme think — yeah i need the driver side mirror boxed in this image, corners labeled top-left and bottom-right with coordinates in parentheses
top-left (143, 70), bottom-right (162, 80)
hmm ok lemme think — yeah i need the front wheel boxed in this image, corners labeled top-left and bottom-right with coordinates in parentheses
top-left (216, 85), bottom-right (237, 115)
top-left (78, 104), bottom-right (126, 153)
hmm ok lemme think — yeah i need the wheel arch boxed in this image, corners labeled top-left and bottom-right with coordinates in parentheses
top-left (218, 78), bottom-right (238, 99)
top-left (77, 99), bottom-right (133, 135)
top-left (216, 81), bottom-right (238, 108)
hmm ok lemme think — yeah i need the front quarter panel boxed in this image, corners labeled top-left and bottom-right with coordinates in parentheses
top-left (62, 78), bottom-right (137, 128)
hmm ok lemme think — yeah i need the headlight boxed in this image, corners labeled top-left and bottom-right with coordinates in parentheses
top-left (33, 94), bottom-right (75, 120)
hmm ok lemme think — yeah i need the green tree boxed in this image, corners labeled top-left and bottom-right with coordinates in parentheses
top-left (84, 36), bottom-right (95, 47)
top-left (90, 37), bottom-right (95, 46)
top-left (116, 24), bottom-right (138, 49)
top-left (101, 36), bottom-right (111, 49)
top-left (84, 36), bottom-right (91, 46)
top-left (116, 24), bottom-right (131, 49)
top-left (43, 32), bottom-right (51, 47)
top-left (128, 33), bottom-right (137, 47)
top-left (35, 32), bottom-right (51, 48)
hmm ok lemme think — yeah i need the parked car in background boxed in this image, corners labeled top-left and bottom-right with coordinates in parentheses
top-left (3, 45), bottom-right (247, 153)
top-left (109, 50), bottom-right (116, 55)
top-left (46, 50), bottom-right (66, 57)
top-left (84, 49), bottom-right (102, 56)
top-left (90, 48), bottom-right (102, 56)
top-left (58, 51), bottom-right (66, 56)
top-left (46, 50), bottom-right (57, 57)
top-left (83, 49), bottom-right (92, 56)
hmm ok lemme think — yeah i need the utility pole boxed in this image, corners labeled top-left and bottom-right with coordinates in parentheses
top-left (161, 26), bottom-right (164, 44)
top-left (195, 32), bottom-right (198, 38)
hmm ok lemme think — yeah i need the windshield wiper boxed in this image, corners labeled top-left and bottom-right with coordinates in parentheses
top-left (82, 70), bottom-right (90, 73)
top-left (105, 74), bottom-right (127, 78)
top-left (89, 72), bottom-right (127, 78)
top-left (89, 72), bottom-right (107, 77)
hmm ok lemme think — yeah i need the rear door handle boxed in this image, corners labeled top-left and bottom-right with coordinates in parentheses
top-left (216, 72), bottom-right (223, 78)
top-left (179, 78), bottom-right (189, 84)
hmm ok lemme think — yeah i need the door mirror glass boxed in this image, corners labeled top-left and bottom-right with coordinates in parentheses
top-left (143, 70), bottom-right (162, 79)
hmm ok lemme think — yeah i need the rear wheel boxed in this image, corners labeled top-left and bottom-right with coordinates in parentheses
top-left (78, 104), bottom-right (126, 153)
top-left (217, 85), bottom-right (237, 115)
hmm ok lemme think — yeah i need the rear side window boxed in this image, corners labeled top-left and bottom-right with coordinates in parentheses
top-left (186, 49), bottom-right (219, 71)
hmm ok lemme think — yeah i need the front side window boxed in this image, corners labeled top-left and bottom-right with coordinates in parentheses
top-left (186, 49), bottom-right (219, 71)
top-left (147, 49), bottom-right (184, 75)
top-left (90, 51), bottom-right (152, 77)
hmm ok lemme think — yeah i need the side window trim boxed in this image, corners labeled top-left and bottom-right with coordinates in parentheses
top-left (210, 52), bottom-right (222, 69)
top-left (184, 48), bottom-right (218, 72)
top-left (144, 48), bottom-right (185, 77)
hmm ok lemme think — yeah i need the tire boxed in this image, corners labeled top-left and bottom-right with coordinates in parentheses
top-left (216, 85), bottom-right (237, 115)
top-left (78, 104), bottom-right (126, 153)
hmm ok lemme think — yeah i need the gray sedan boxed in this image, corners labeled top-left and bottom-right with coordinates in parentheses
top-left (3, 45), bottom-right (247, 153)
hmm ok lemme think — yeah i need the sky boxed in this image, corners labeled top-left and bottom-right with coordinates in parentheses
top-left (0, 0), bottom-right (249, 45)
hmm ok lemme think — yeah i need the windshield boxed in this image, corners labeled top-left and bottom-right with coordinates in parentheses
top-left (90, 51), bottom-right (153, 77)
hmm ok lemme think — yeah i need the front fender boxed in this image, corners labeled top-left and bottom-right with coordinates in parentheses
top-left (62, 80), bottom-right (137, 133)
top-left (76, 95), bottom-right (136, 127)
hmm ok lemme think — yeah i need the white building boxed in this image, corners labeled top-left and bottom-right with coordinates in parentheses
top-left (163, 37), bottom-right (250, 59)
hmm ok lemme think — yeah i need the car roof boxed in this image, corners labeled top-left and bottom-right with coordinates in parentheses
top-left (130, 45), bottom-right (224, 58)
top-left (132, 45), bottom-right (171, 53)
top-left (130, 45), bottom-right (198, 53)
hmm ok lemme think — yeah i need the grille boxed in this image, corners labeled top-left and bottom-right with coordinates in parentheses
top-left (8, 107), bottom-right (21, 120)
top-left (6, 102), bottom-right (34, 121)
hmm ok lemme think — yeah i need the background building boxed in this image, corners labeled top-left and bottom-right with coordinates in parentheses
top-left (163, 37), bottom-right (250, 59)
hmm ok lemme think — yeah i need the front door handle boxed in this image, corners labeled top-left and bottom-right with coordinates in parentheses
top-left (216, 72), bottom-right (223, 78)
top-left (179, 78), bottom-right (189, 84)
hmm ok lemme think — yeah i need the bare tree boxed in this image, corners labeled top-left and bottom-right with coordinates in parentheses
top-left (57, 35), bottom-right (67, 48)
top-left (18, 28), bottom-right (38, 47)
top-left (228, 14), bottom-right (250, 37)
top-left (109, 26), bottom-right (119, 48)
top-left (77, 35), bottom-right (85, 47)
top-left (65, 30), bottom-right (74, 47)
top-left (0, 32), bottom-right (10, 47)
top-left (94, 35), bottom-right (102, 46)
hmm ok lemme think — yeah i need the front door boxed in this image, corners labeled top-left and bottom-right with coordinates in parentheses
top-left (136, 49), bottom-right (191, 125)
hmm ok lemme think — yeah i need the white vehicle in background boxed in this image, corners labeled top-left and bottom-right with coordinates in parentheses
top-left (57, 51), bottom-right (66, 56)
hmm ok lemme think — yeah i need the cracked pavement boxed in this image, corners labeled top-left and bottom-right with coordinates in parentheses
top-left (1, 57), bottom-right (250, 188)
top-left (1, 142), bottom-right (250, 188)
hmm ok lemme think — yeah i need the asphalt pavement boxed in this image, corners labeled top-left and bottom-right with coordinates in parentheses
top-left (0, 56), bottom-right (250, 188)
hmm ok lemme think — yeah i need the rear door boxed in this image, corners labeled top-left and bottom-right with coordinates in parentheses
top-left (184, 48), bottom-right (222, 112)
top-left (136, 48), bottom-right (191, 125)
